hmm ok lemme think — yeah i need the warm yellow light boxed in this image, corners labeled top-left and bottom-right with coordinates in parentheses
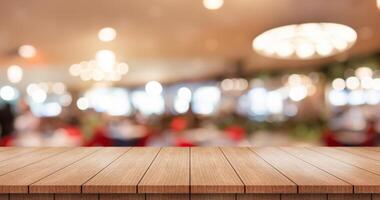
top-left (18, 45), bottom-right (36, 58)
top-left (203, 0), bottom-right (224, 10)
top-left (377, 0), bottom-right (380, 10)
top-left (98, 27), bottom-right (117, 42)
top-left (252, 23), bottom-right (357, 60)
top-left (7, 65), bottom-right (23, 83)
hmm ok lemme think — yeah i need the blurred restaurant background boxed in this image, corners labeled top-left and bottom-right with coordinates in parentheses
top-left (1, 0), bottom-right (380, 147)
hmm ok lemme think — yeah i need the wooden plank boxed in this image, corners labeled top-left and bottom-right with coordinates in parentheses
top-left (138, 147), bottom-right (189, 193)
top-left (55, 194), bottom-right (98, 200)
top-left (30, 147), bottom-right (129, 193)
top-left (9, 194), bottom-right (53, 200)
top-left (0, 148), bottom-right (69, 176)
top-left (251, 147), bottom-right (352, 193)
top-left (338, 147), bottom-right (380, 162)
top-left (0, 194), bottom-right (8, 200)
top-left (373, 194), bottom-right (380, 200)
top-left (84, 147), bottom-right (160, 193)
top-left (311, 147), bottom-right (380, 176)
top-left (0, 148), bottom-right (40, 162)
top-left (237, 194), bottom-right (280, 200)
top-left (0, 147), bottom-right (99, 193)
top-left (221, 147), bottom-right (296, 193)
top-left (328, 194), bottom-right (371, 200)
top-left (281, 194), bottom-right (327, 200)
top-left (191, 147), bottom-right (244, 194)
top-left (146, 194), bottom-right (188, 200)
top-left (99, 194), bottom-right (144, 200)
top-left (283, 147), bottom-right (380, 193)
top-left (191, 194), bottom-right (234, 200)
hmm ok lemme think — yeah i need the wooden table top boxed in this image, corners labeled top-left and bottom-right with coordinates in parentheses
top-left (0, 147), bottom-right (379, 195)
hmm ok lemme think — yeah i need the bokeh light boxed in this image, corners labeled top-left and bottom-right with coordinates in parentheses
top-left (203, 0), bottom-right (224, 10)
top-left (98, 27), bottom-right (117, 42)
top-left (18, 45), bottom-right (36, 58)
top-left (7, 65), bottom-right (23, 83)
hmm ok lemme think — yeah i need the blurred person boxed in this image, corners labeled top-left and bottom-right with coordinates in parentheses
top-left (0, 103), bottom-right (15, 145)
top-left (46, 116), bottom-right (84, 146)
top-left (14, 101), bottom-right (42, 146)
top-left (324, 107), bottom-right (374, 146)
top-left (108, 117), bottom-right (148, 146)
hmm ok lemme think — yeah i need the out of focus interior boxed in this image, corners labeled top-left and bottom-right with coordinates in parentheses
top-left (1, 0), bottom-right (380, 147)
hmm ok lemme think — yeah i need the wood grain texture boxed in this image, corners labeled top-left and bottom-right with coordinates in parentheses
top-left (251, 147), bottom-right (352, 194)
top-left (191, 147), bottom-right (244, 194)
top-left (283, 147), bottom-right (380, 193)
top-left (311, 147), bottom-right (380, 176)
top-left (327, 194), bottom-right (371, 200)
top-left (191, 194), bottom-right (234, 200)
top-left (146, 194), bottom-right (188, 200)
top-left (237, 194), bottom-right (280, 200)
top-left (84, 147), bottom-right (160, 193)
top-left (221, 147), bottom-right (296, 193)
top-left (0, 147), bottom-right (98, 193)
top-left (30, 147), bottom-right (129, 193)
top-left (373, 194), bottom-right (380, 200)
top-left (55, 194), bottom-right (98, 200)
top-left (0, 148), bottom-right (39, 162)
top-left (338, 147), bottom-right (380, 162)
top-left (99, 194), bottom-right (144, 200)
top-left (0, 148), bottom-right (69, 176)
top-left (138, 147), bottom-right (189, 193)
top-left (9, 194), bottom-right (53, 200)
top-left (281, 194), bottom-right (327, 200)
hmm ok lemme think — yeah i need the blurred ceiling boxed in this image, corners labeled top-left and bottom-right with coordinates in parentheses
top-left (0, 0), bottom-right (379, 86)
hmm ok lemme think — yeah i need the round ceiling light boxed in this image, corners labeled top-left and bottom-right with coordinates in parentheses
top-left (252, 23), bottom-right (357, 60)
top-left (203, 0), bottom-right (224, 10)
top-left (98, 27), bottom-right (117, 42)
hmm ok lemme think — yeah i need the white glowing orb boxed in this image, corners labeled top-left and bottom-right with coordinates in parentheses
top-left (329, 90), bottom-right (348, 106)
top-left (95, 50), bottom-right (116, 72)
top-left (98, 27), bottom-right (117, 42)
top-left (174, 99), bottom-right (190, 114)
top-left (7, 65), bottom-right (23, 83)
top-left (355, 67), bottom-right (373, 79)
top-left (77, 97), bottom-right (90, 110)
top-left (18, 45), bottom-right (36, 58)
top-left (289, 85), bottom-right (308, 102)
top-left (332, 78), bottom-right (345, 91)
top-left (203, 0), bottom-right (224, 10)
top-left (193, 86), bottom-right (221, 115)
top-left (31, 89), bottom-right (47, 103)
top-left (253, 23), bottom-right (357, 59)
top-left (346, 76), bottom-right (360, 90)
top-left (0, 86), bottom-right (18, 101)
top-left (145, 81), bottom-right (163, 96)
top-left (177, 87), bottom-right (192, 102)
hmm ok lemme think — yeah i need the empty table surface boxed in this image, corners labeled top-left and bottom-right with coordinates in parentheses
top-left (0, 147), bottom-right (379, 199)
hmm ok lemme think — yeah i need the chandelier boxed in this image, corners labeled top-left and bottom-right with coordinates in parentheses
top-left (252, 23), bottom-right (357, 60)
top-left (69, 49), bottom-right (128, 82)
